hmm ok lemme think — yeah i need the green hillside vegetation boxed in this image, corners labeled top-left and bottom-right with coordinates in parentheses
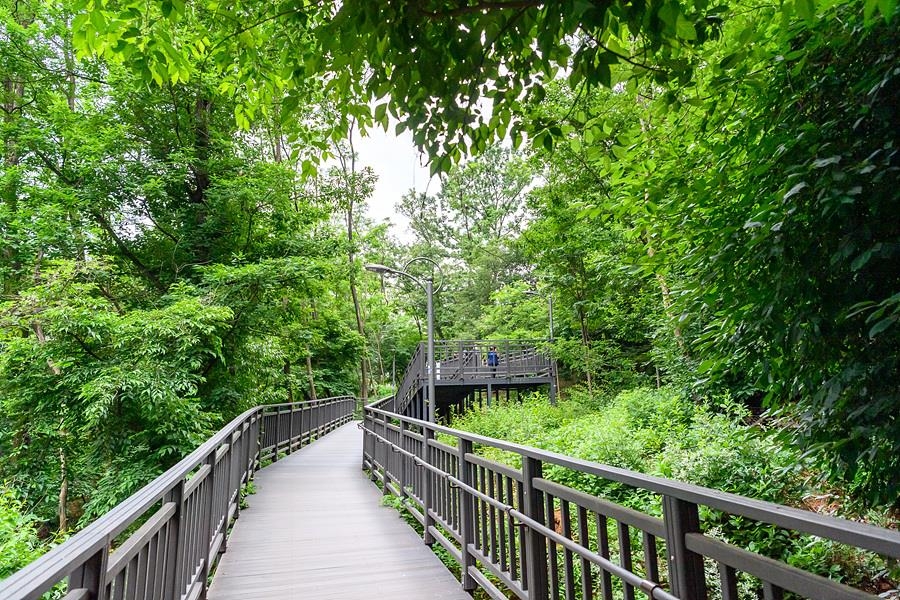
top-left (451, 389), bottom-right (898, 592)
top-left (1, 0), bottom-right (898, 579)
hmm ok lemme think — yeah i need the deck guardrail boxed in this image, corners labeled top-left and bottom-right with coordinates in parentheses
top-left (0, 396), bottom-right (355, 600)
top-left (394, 340), bottom-right (555, 416)
top-left (362, 398), bottom-right (900, 600)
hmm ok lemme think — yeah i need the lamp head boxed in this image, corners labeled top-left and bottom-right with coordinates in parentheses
top-left (364, 263), bottom-right (392, 274)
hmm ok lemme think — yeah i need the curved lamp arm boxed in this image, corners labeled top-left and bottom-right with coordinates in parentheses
top-left (403, 256), bottom-right (445, 294)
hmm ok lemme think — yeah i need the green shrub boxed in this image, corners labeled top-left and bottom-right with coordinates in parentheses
top-left (0, 485), bottom-right (45, 578)
top-left (451, 386), bottom-right (896, 590)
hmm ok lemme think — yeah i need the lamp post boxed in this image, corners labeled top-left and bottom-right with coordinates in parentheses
top-left (525, 289), bottom-right (559, 403)
top-left (365, 258), bottom-right (442, 422)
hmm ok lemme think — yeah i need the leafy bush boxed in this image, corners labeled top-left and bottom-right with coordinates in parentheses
top-left (452, 386), bottom-right (895, 589)
top-left (0, 485), bottom-right (45, 578)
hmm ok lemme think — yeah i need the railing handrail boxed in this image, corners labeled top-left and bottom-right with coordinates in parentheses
top-left (364, 397), bottom-right (900, 560)
top-left (0, 395), bottom-right (356, 599)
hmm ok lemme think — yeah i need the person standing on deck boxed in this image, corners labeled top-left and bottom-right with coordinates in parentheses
top-left (487, 346), bottom-right (499, 376)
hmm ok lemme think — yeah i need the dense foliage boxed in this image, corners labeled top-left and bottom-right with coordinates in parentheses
top-left (1, 0), bottom-right (897, 579)
top-left (451, 390), bottom-right (897, 592)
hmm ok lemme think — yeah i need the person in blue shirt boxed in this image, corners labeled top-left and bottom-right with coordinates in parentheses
top-left (486, 346), bottom-right (499, 375)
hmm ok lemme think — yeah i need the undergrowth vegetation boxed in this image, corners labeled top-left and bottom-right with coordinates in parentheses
top-left (451, 388), bottom-right (899, 592)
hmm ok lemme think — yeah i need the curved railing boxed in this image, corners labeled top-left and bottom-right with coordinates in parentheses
top-left (362, 398), bottom-right (900, 600)
top-left (0, 396), bottom-right (356, 600)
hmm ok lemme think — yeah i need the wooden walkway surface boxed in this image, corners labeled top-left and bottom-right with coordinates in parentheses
top-left (207, 421), bottom-right (470, 599)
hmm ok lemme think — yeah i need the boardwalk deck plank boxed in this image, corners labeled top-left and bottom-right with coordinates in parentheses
top-left (207, 422), bottom-right (470, 600)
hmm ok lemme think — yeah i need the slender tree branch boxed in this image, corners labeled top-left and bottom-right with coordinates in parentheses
top-left (422, 1), bottom-right (543, 18)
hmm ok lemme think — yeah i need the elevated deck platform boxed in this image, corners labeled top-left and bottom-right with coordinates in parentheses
top-left (394, 339), bottom-right (556, 420)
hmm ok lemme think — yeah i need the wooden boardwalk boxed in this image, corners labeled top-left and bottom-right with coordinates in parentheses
top-left (207, 421), bottom-right (470, 599)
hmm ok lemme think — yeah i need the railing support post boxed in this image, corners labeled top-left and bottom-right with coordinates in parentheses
top-left (663, 495), bottom-right (708, 600)
top-left (398, 420), bottom-right (408, 500)
top-left (381, 414), bottom-right (390, 497)
top-left (458, 437), bottom-right (477, 591)
top-left (423, 424), bottom-right (435, 545)
top-left (67, 543), bottom-right (109, 600)
top-left (200, 451), bottom-right (217, 600)
top-left (523, 456), bottom-right (548, 600)
top-left (163, 481), bottom-right (184, 600)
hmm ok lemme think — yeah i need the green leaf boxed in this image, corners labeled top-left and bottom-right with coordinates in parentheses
top-left (869, 317), bottom-right (895, 338)
top-left (864, 0), bottom-right (879, 22)
top-left (783, 182), bottom-right (807, 200)
top-left (675, 14), bottom-right (697, 40)
top-left (795, 0), bottom-right (816, 23)
top-left (877, 0), bottom-right (897, 21)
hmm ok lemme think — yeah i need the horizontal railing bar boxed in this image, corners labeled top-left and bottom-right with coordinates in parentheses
top-left (465, 452), bottom-right (523, 483)
top-left (1, 396), bottom-right (354, 599)
top-left (184, 580), bottom-right (203, 600)
top-left (404, 429), bottom-right (424, 442)
top-left (467, 543), bottom-right (528, 600)
top-left (428, 525), bottom-right (463, 564)
top-left (105, 502), bottom-right (177, 580)
top-left (507, 505), bottom-right (677, 600)
top-left (467, 566), bottom-right (509, 600)
top-left (427, 438), bottom-right (459, 456)
top-left (365, 401), bottom-right (900, 560)
top-left (426, 508), bottom-right (462, 543)
top-left (403, 500), bottom-right (426, 526)
top-left (534, 478), bottom-right (667, 539)
top-left (60, 589), bottom-right (90, 600)
top-left (685, 533), bottom-right (872, 600)
top-left (214, 443), bottom-right (229, 462)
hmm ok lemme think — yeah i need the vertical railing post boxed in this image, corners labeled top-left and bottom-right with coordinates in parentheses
top-left (399, 420), bottom-right (408, 501)
top-left (423, 423), bottom-right (435, 545)
top-left (200, 450), bottom-right (217, 600)
top-left (163, 481), bottom-right (184, 600)
top-left (362, 410), bottom-right (371, 473)
top-left (249, 414), bottom-right (259, 476)
top-left (458, 437), bottom-right (476, 591)
top-left (317, 401), bottom-right (323, 438)
top-left (504, 340), bottom-right (511, 378)
top-left (381, 413), bottom-right (390, 497)
top-left (663, 495), bottom-right (708, 600)
top-left (288, 406), bottom-right (296, 454)
top-left (271, 409), bottom-right (279, 463)
top-left (220, 442), bottom-right (232, 554)
top-left (523, 456), bottom-right (548, 600)
top-left (67, 544), bottom-right (109, 600)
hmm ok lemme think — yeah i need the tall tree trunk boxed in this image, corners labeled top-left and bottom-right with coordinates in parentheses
top-left (31, 255), bottom-right (68, 530)
top-left (189, 95), bottom-right (212, 265)
top-left (283, 360), bottom-right (293, 403)
top-left (337, 128), bottom-right (369, 402)
top-left (577, 307), bottom-right (593, 392)
top-left (646, 242), bottom-right (686, 354)
top-left (305, 352), bottom-right (317, 401)
top-left (2, 33), bottom-right (25, 297)
top-left (58, 449), bottom-right (68, 533)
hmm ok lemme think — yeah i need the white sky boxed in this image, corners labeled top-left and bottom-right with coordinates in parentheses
top-left (354, 125), bottom-right (438, 241)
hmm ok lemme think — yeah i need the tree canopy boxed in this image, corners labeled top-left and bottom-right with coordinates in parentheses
top-left (0, 0), bottom-right (897, 575)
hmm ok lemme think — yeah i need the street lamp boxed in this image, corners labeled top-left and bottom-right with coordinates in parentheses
top-left (524, 289), bottom-right (559, 403)
top-left (365, 258), bottom-right (443, 422)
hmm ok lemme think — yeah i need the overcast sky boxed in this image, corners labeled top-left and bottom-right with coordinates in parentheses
top-left (353, 125), bottom-right (438, 242)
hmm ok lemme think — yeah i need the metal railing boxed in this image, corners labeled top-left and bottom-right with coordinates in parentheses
top-left (362, 399), bottom-right (900, 600)
top-left (0, 396), bottom-right (356, 600)
top-left (393, 340), bottom-right (555, 415)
